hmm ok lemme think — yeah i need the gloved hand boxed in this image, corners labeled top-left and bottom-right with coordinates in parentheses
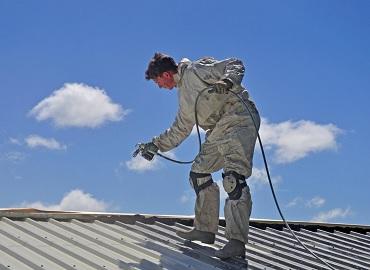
top-left (208, 79), bottom-right (233, 94)
top-left (140, 142), bottom-right (159, 161)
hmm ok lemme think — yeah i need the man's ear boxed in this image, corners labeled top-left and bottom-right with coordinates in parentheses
top-left (162, 71), bottom-right (171, 79)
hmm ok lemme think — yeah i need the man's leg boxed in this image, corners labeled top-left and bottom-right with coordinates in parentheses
top-left (216, 115), bottom-right (260, 259)
top-left (191, 172), bottom-right (220, 234)
top-left (215, 171), bottom-right (252, 259)
top-left (176, 139), bottom-right (223, 243)
top-left (223, 171), bottom-right (252, 243)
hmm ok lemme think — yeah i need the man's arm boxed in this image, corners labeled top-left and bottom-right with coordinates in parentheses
top-left (152, 106), bottom-right (194, 152)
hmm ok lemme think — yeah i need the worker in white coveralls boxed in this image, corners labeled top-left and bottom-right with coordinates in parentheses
top-left (140, 52), bottom-right (260, 259)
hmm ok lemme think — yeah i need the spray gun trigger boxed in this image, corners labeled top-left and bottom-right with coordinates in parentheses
top-left (132, 143), bottom-right (144, 157)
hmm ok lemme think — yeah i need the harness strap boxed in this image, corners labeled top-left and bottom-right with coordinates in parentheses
top-left (222, 171), bottom-right (246, 181)
top-left (190, 171), bottom-right (213, 196)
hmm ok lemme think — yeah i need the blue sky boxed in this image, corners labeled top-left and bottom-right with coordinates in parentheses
top-left (1, 0), bottom-right (369, 225)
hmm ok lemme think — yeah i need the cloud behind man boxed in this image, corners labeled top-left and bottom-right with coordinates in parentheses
top-left (260, 118), bottom-right (342, 164)
top-left (311, 207), bottom-right (352, 223)
top-left (29, 83), bottom-right (129, 128)
top-left (25, 135), bottom-right (66, 150)
top-left (16, 189), bottom-right (109, 212)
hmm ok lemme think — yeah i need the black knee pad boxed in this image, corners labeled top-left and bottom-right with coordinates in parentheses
top-left (222, 171), bottom-right (247, 200)
top-left (189, 171), bottom-right (213, 196)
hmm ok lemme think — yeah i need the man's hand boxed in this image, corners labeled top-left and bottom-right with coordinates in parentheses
top-left (140, 142), bottom-right (159, 161)
top-left (208, 79), bottom-right (233, 94)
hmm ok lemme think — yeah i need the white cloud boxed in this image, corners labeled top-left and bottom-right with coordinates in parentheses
top-left (125, 155), bottom-right (161, 172)
top-left (158, 150), bottom-right (177, 160)
top-left (25, 135), bottom-right (66, 150)
top-left (29, 83), bottom-right (129, 128)
top-left (17, 189), bottom-right (109, 212)
top-left (249, 167), bottom-right (281, 186)
top-left (306, 196), bottom-right (326, 208)
top-left (286, 197), bottom-right (304, 208)
top-left (180, 190), bottom-right (195, 204)
top-left (125, 150), bottom-right (177, 172)
top-left (286, 196), bottom-right (326, 208)
top-left (260, 118), bottom-right (342, 164)
top-left (9, 137), bottom-right (22, 145)
top-left (311, 207), bottom-right (352, 223)
top-left (1, 151), bottom-right (26, 163)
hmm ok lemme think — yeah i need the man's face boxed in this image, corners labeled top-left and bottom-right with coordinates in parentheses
top-left (154, 71), bottom-right (176, 90)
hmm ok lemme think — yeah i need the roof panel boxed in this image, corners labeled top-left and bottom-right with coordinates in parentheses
top-left (1, 212), bottom-right (370, 270)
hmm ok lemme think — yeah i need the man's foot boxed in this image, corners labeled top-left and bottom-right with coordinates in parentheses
top-left (215, 239), bottom-right (246, 260)
top-left (176, 228), bottom-right (215, 244)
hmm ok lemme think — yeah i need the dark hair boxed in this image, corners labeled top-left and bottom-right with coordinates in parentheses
top-left (145, 52), bottom-right (178, 80)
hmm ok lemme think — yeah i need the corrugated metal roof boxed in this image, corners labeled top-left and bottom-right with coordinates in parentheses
top-left (0, 210), bottom-right (370, 270)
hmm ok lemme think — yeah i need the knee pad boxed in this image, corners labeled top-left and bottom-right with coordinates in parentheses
top-left (189, 171), bottom-right (213, 196)
top-left (222, 171), bottom-right (247, 200)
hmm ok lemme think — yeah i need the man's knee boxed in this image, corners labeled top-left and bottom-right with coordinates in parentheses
top-left (222, 171), bottom-right (247, 200)
top-left (189, 171), bottom-right (213, 196)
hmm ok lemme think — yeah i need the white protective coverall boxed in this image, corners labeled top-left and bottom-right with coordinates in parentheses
top-left (153, 57), bottom-right (260, 243)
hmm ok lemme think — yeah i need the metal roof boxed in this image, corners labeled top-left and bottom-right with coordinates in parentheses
top-left (0, 209), bottom-right (370, 270)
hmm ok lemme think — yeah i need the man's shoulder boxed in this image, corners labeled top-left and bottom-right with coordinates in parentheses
top-left (179, 57), bottom-right (219, 69)
top-left (179, 57), bottom-right (192, 65)
top-left (194, 56), bottom-right (217, 65)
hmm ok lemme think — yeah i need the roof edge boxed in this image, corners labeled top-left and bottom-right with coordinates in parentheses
top-left (1, 208), bottom-right (369, 234)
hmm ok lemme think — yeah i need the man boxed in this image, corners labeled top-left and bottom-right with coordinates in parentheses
top-left (141, 52), bottom-right (260, 259)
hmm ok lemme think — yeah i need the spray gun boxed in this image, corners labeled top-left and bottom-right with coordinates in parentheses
top-left (132, 143), bottom-right (145, 158)
top-left (132, 142), bottom-right (158, 161)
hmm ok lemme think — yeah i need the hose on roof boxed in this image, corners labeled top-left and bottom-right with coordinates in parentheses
top-left (154, 88), bottom-right (337, 270)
